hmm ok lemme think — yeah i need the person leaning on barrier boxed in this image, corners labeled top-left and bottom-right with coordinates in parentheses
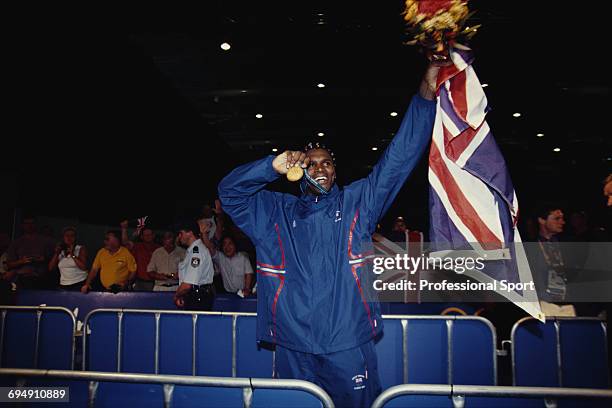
top-left (174, 220), bottom-right (215, 310)
top-left (81, 230), bottom-right (137, 294)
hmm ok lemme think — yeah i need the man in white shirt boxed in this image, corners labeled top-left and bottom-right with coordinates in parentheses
top-left (147, 231), bottom-right (186, 292)
top-left (202, 233), bottom-right (253, 296)
top-left (175, 221), bottom-right (215, 310)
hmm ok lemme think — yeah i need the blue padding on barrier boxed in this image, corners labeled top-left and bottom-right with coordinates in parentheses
top-left (463, 397), bottom-right (544, 407)
top-left (513, 319), bottom-right (559, 387)
top-left (86, 313), bottom-right (118, 372)
top-left (375, 319), bottom-right (403, 389)
top-left (2, 311), bottom-right (37, 368)
top-left (38, 310), bottom-right (74, 369)
top-left (452, 320), bottom-right (495, 385)
top-left (381, 394), bottom-right (454, 407)
top-left (559, 320), bottom-right (609, 389)
top-left (172, 385), bottom-right (244, 408)
top-left (252, 388), bottom-right (323, 408)
top-left (406, 320), bottom-right (448, 384)
top-left (236, 316), bottom-right (273, 378)
top-left (195, 315), bottom-right (233, 377)
top-left (94, 382), bottom-right (164, 407)
top-left (122, 314), bottom-right (156, 374)
top-left (159, 314), bottom-right (193, 375)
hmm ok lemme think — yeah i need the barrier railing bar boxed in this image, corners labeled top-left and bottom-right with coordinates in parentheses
top-left (163, 383), bottom-right (174, 408)
top-left (154, 313), bottom-right (160, 375)
top-left (554, 320), bottom-right (562, 387)
top-left (371, 383), bottom-right (612, 408)
top-left (401, 319), bottom-right (408, 384)
top-left (601, 319), bottom-right (611, 388)
top-left (192, 314), bottom-right (198, 376)
top-left (33, 310), bottom-right (42, 369)
top-left (0, 310), bottom-right (6, 367)
top-left (446, 320), bottom-right (453, 384)
top-left (88, 380), bottom-right (98, 408)
top-left (0, 368), bottom-right (335, 408)
top-left (232, 315), bottom-right (237, 377)
top-left (117, 311), bottom-right (123, 373)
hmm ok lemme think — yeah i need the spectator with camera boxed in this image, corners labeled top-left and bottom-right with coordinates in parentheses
top-left (48, 227), bottom-right (88, 290)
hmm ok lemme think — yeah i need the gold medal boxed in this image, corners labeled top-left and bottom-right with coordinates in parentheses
top-left (287, 166), bottom-right (304, 182)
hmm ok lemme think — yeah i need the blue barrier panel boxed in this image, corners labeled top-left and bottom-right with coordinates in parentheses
top-left (37, 310), bottom-right (74, 370)
top-left (406, 319), bottom-right (448, 384)
top-left (236, 315), bottom-right (273, 378)
top-left (159, 314), bottom-right (193, 375)
top-left (86, 313), bottom-right (119, 372)
top-left (452, 319), bottom-right (496, 385)
top-left (195, 314), bottom-right (233, 377)
top-left (252, 388), bottom-right (323, 408)
top-left (94, 382), bottom-right (164, 408)
top-left (381, 395), bottom-right (454, 407)
top-left (122, 313), bottom-right (156, 374)
top-left (1, 310), bottom-right (37, 368)
top-left (375, 319), bottom-right (404, 389)
top-left (559, 320), bottom-right (609, 389)
top-left (512, 318), bottom-right (559, 387)
top-left (172, 385), bottom-right (244, 408)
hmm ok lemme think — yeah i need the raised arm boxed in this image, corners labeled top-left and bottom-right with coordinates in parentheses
top-left (356, 65), bottom-right (439, 231)
top-left (218, 153), bottom-right (302, 241)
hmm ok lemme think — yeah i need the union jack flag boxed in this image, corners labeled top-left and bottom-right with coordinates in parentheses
top-left (428, 49), bottom-right (543, 320)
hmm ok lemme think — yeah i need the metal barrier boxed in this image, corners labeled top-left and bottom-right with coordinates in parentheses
top-left (0, 367), bottom-right (334, 408)
top-left (82, 309), bottom-right (497, 386)
top-left (82, 309), bottom-right (259, 375)
top-left (382, 314), bottom-right (498, 385)
top-left (511, 316), bottom-right (609, 387)
top-left (0, 305), bottom-right (76, 370)
top-left (370, 383), bottom-right (612, 408)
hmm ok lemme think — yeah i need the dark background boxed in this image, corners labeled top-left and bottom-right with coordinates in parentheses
top-left (2, 1), bottom-right (610, 235)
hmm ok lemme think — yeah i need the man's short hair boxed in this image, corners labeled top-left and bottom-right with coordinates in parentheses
top-left (604, 174), bottom-right (612, 185)
top-left (304, 141), bottom-right (337, 166)
top-left (175, 219), bottom-right (200, 238)
top-left (536, 205), bottom-right (563, 221)
top-left (106, 230), bottom-right (122, 244)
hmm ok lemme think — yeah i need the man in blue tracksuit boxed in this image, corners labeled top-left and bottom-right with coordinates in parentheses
top-left (218, 64), bottom-right (439, 407)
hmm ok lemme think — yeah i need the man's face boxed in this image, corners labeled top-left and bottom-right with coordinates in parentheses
top-left (393, 220), bottom-right (407, 233)
top-left (539, 209), bottom-right (565, 236)
top-left (306, 148), bottom-right (336, 194)
top-left (162, 233), bottom-right (175, 248)
top-left (178, 230), bottom-right (191, 246)
top-left (604, 181), bottom-right (612, 207)
top-left (222, 237), bottom-right (237, 257)
top-left (141, 229), bottom-right (155, 243)
top-left (22, 219), bottom-right (36, 234)
top-left (104, 233), bottom-right (120, 250)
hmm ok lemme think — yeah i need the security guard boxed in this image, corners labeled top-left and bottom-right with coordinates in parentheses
top-left (174, 220), bottom-right (215, 310)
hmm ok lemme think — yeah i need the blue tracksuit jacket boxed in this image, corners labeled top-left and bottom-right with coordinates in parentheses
top-left (218, 94), bottom-right (435, 354)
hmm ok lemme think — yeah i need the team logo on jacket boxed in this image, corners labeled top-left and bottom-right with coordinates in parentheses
top-left (191, 257), bottom-right (200, 267)
top-left (352, 374), bottom-right (366, 390)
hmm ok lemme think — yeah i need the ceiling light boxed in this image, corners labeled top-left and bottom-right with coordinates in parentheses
top-left (317, 132), bottom-right (324, 137)
top-left (513, 113), bottom-right (521, 118)
top-left (372, 147), bottom-right (378, 151)
top-left (390, 112), bottom-right (398, 117)
top-left (553, 147), bottom-right (561, 152)
top-left (481, 83), bottom-right (489, 88)
top-left (536, 133), bottom-right (544, 137)
top-left (255, 113), bottom-right (263, 119)
top-left (272, 148), bottom-right (278, 152)
top-left (317, 83), bottom-right (326, 88)
top-left (220, 42), bottom-right (231, 51)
